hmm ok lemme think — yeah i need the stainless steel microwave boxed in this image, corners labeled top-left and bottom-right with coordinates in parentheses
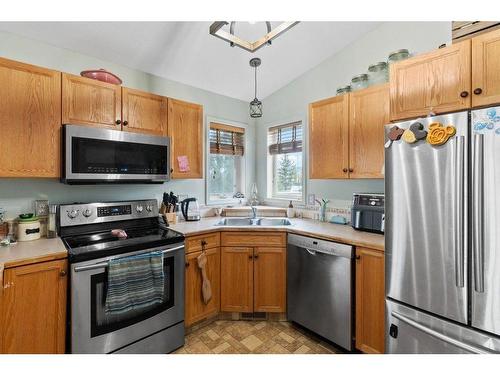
top-left (62, 124), bottom-right (170, 184)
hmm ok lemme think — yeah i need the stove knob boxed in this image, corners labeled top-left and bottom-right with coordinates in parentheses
top-left (67, 209), bottom-right (79, 219)
top-left (136, 205), bottom-right (144, 213)
top-left (83, 209), bottom-right (92, 218)
top-left (146, 205), bottom-right (153, 212)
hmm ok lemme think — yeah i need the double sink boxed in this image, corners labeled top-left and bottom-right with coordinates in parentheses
top-left (215, 217), bottom-right (292, 226)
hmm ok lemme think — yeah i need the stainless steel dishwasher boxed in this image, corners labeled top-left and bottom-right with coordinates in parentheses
top-left (287, 233), bottom-right (353, 350)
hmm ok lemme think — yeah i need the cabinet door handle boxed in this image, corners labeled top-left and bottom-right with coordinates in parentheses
top-left (248, 255), bottom-right (253, 260)
top-left (355, 255), bottom-right (361, 260)
top-left (343, 168), bottom-right (348, 173)
top-left (473, 88), bottom-right (483, 95)
top-left (349, 168), bottom-right (354, 173)
top-left (185, 262), bottom-right (190, 268)
top-left (460, 91), bottom-right (469, 98)
top-left (60, 270), bottom-right (67, 277)
top-left (123, 120), bottom-right (129, 126)
top-left (254, 255), bottom-right (259, 259)
top-left (115, 119), bottom-right (121, 125)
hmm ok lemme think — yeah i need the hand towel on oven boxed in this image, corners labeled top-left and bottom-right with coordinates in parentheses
top-left (105, 251), bottom-right (164, 314)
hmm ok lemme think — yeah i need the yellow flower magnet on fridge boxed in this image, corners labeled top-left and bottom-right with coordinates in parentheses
top-left (426, 122), bottom-right (456, 146)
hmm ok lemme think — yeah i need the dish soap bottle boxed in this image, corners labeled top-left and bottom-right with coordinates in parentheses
top-left (287, 201), bottom-right (295, 218)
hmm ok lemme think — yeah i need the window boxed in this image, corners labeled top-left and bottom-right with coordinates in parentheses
top-left (267, 121), bottom-right (304, 201)
top-left (207, 122), bottom-right (245, 204)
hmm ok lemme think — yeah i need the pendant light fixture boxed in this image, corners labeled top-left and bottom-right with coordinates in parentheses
top-left (249, 57), bottom-right (262, 118)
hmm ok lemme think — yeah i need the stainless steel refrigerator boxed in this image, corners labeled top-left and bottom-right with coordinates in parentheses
top-left (385, 106), bottom-right (500, 353)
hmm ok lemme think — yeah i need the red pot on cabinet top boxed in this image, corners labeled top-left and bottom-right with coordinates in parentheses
top-left (80, 68), bottom-right (122, 85)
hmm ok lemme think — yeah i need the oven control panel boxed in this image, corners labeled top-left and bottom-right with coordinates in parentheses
top-left (58, 200), bottom-right (158, 227)
top-left (97, 205), bottom-right (132, 217)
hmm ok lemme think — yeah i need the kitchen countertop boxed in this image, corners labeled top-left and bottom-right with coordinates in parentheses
top-left (0, 237), bottom-right (68, 269)
top-left (170, 217), bottom-right (384, 251)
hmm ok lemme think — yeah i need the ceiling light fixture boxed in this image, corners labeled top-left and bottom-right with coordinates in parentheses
top-left (249, 58), bottom-right (262, 118)
top-left (209, 21), bottom-right (299, 53)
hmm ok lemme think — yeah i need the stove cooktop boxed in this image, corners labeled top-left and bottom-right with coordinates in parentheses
top-left (62, 224), bottom-right (184, 263)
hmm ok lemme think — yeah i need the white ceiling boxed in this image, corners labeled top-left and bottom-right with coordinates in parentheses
top-left (0, 22), bottom-right (381, 101)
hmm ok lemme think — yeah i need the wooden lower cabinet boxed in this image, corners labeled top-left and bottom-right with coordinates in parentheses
top-left (0, 259), bottom-right (68, 354)
top-left (355, 247), bottom-right (385, 354)
top-left (184, 247), bottom-right (221, 327)
top-left (220, 246), bottom-right (254, 313)
top-left (220, 243), bottom-right (286, 314)
top-left (253, 247), bottom-right (286, 312)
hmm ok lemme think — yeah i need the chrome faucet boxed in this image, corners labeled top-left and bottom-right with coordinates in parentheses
top-left (251, 205), bottom-right (257, 219)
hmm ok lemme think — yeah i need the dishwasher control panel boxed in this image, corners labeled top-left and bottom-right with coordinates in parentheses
top-left (287, 233), bottom-right (353, 258)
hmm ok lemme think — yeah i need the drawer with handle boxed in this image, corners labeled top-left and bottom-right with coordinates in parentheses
top-left (185, 232), bottom-right (220, 254)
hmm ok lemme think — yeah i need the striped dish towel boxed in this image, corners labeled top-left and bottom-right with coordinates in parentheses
top-left (105, 251), bottom-right (164, 315)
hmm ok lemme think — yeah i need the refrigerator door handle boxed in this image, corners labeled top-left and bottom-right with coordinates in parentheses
top-left (473, 134), bottom-right (485, 293)
top-left (454, 136), bottom-right (465, 288)
top-left (391, 311), bottom-right (492, 354)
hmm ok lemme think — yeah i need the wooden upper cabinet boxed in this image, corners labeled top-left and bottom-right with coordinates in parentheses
top-left (309, 95), bottom-right (349, 179)
top-left (0, 57), bottom-right (61, 178)
top-left (472, 28), bottom-right (500, 107)
top-left (220, 247), bottom-right (253, 313)
top-left (253, 247), bottom-right (286, 313)
top-left (185, 248), bottom-right (221, 327)
top-left (355, 247), bottom-right (385, 354)
top-left (1, 259), bottom-right (67, 354)
top-left (390, 40), bottom-right (472, 121)
top-left (62, 73), bottom-right (122, 129)
top-left (122, 88), bottom-right (168, 136)
top-left (168, 98), bottom-right (203, 179)
top-left (349, 84), bottom-right (389, 178)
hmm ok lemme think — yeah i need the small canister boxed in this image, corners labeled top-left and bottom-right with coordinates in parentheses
top-left (368, 62), bottom-right (388, 85)
top-left (17, 215), bottom-right (41, 242)
top-left (388, 49), bottom-right (410, 64)
top-left (336, 85), bottom-right (352, 96)
top-left (351, 74), bottom-right (369, 91)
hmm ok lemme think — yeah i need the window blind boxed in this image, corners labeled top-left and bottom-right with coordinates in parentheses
top-left (268, 121), bottom-right (302, 155)
top-left (209, 123), bottom-right (245, 156)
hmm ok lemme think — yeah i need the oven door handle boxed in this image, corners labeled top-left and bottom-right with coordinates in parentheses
top-left (73, 245), bottom-right (184, 273)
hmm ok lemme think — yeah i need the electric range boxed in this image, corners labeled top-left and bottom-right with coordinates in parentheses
top-left (58, 199), bottom-right (185, 354)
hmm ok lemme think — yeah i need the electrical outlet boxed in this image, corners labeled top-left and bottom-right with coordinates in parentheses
top-left (34, 200), bottom-right (49, 217)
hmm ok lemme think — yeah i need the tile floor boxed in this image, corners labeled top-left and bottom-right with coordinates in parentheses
top-left (174, 320), bottom-right (341, 354)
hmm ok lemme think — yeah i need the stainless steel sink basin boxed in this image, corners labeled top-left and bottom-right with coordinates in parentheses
top-left (256, 218), bottom-right (292, 226)
top-left (215, 218), bottom-right (254, 226)
top-left (215, 217), bottom-right (292, 226)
